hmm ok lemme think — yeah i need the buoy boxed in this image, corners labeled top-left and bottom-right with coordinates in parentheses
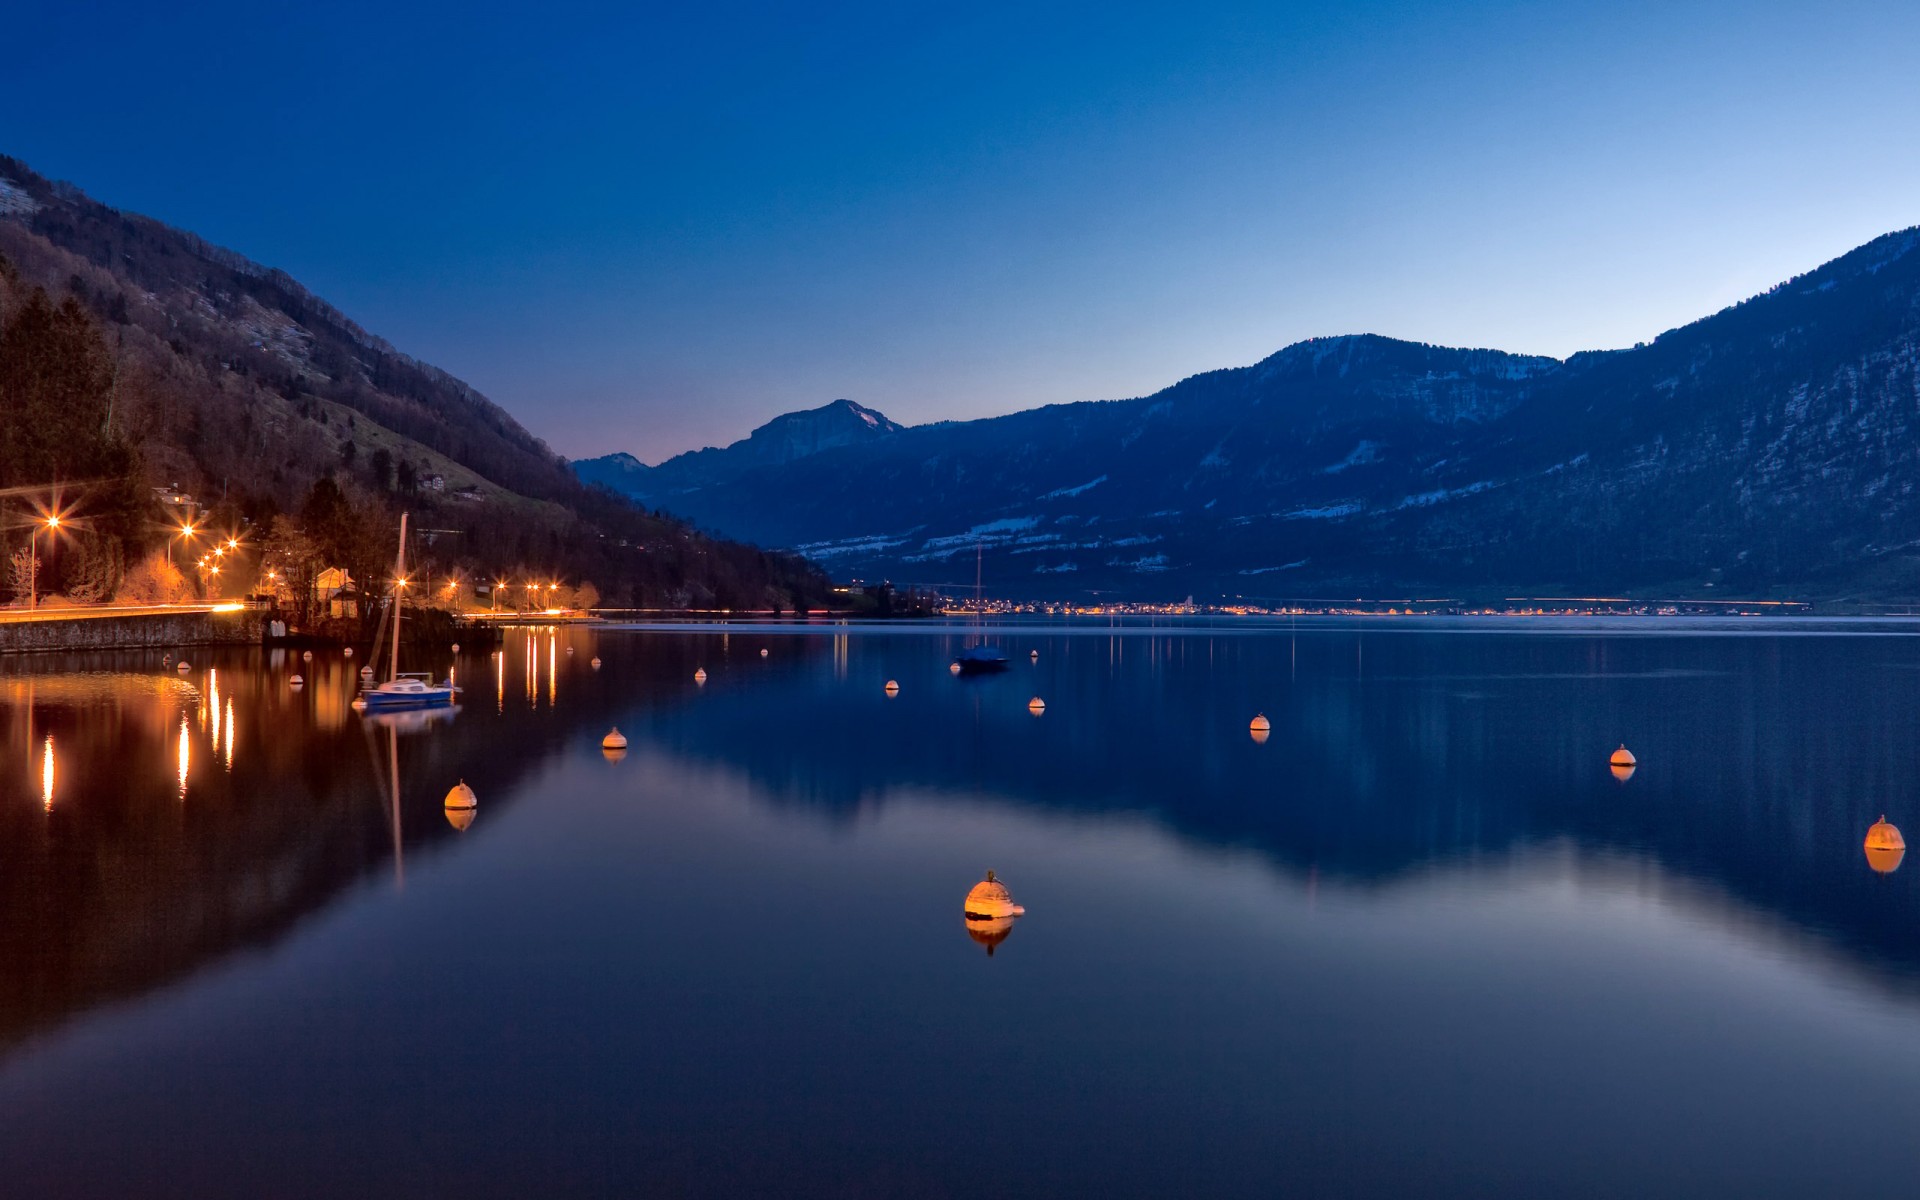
top-left (350, 696), bottom-right (365, 710)
top-left (290, 674), bottom-right (304, 686)
top-left (949, 662), bottom-right (962, 675)
top-left (343, 646), bottom-right (353, 658)
top-left (444, 780), bottom-right (477, 832)
top-left (360, 666), bottom-right (373, 677)
top-left (1610, 744), bottom-right (1636, 767)
top-left (1865, 816), bottom-right (1905, 851)
top-left (1250, 714), bottom-right (1271, 734)
top-left (566, 646), bottom-right (575, 655)
top-left (1028, 696), bottom-right (1045, 714)
top-left (302, 651), bottom-right (313, 662)
top-left (450, 642), bottom-right (460, 653)
top-left (1030, 649), bottom-right (1039, 660)
top-left (590, 656), bottom-right (602, 669)
top-left (760, 648), bottom-right (769, 658)
top-left (602, 728), bottom-right (628, 751)
top-left (963, 870), bottom-right (1027, 920)
top-left (1867, 816), bottom-right (1906, 874)
top-left (885, 680), bottom-right (900, 695)
top-left (694, 668), bottom-right (708, 684)
top-left (176, 661), bottom-right (191, 672)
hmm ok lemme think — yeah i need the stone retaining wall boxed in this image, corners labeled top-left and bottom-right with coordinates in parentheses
top-left (0, 609), bottom-right (265, 654)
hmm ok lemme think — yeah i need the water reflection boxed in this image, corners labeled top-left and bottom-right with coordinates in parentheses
top-left (4, 624), bottom-right (1920, 1196)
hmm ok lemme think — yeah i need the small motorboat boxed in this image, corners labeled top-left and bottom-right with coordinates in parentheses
top-left (954, 644), bottom-right (1009, 674)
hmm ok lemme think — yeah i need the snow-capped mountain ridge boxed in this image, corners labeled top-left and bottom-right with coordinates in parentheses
top-left (582, 226), bottom-right (1920, 598)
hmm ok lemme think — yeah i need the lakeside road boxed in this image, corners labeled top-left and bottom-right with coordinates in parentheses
top-left (0, 602), bottom-right (245, 625)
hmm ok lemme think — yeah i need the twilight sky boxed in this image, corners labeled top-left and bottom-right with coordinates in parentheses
top-left (9, 1), bottom-right (1920, 462)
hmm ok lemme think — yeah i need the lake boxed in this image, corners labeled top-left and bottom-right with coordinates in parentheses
top-left (2, 618), bottom-right (1919, 1197)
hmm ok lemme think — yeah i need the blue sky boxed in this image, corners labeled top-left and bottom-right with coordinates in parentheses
top-left (9, 1), bottom-right (1920, 461)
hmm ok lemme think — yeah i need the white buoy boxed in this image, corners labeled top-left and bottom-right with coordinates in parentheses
top-left (566, 646), bottom-right (575, 655)
top-left (694, 668), bottom-right (708, 683)
top-left (360, 666), bottom-right (373, 677)
top-left (602, 728), bottom-right (628, 751)
top-left (1031, 649), bottom-right (1039, 660)
top-left (760, 648), bottom-right (769, 658)
top-left (1028, 696), bottom-right (1045, 714)
top-left (176, 661), bottom-right (191, 672)
top-left (290, 674), bottom-right (304, 686)
top-left (302, 651), bottom-right (312, 662)
top-left (343, 646), bottom-right (353, 658)
top-left (450, 642), bottom-right (460, 653)
top-left (590, 656), bottom-right (602, 669)
top-left (885, 680), bottom-right (900, 695)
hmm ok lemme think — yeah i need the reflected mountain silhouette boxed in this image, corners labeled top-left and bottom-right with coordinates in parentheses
top-left (5, 623), bottom-right (1920, 1059)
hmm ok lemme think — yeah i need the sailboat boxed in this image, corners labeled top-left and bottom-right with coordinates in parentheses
top-left (954, 543), bottom-right (1009, 674)
top-left (360, 513), bottom-right (459, 711)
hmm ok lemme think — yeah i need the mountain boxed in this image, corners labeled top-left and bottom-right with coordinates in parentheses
top-left (0, 154), bottom-right (831, 610)
top-left (578, 228), bottom-right (1920, 600)
top-left (576, 398), bottom-right (903, 502)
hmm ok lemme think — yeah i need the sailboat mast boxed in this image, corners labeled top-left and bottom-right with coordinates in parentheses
top-left (389, 512), bottom-right (409, 684)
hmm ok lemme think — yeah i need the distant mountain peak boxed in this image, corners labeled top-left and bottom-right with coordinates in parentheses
top-left (575, 397), bottom-right (905, 500)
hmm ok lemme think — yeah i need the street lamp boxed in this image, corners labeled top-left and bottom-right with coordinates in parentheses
top-left (28, 514), bottom-right (58, 610)
top-left (172, 519), bottom-right (200, 568)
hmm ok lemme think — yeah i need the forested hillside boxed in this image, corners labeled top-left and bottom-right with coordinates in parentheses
top-left (0, 155), bottom-right (831, 611)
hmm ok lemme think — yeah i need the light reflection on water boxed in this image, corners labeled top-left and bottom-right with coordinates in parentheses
top-left (0, 623), bottom-right (1918, 1196)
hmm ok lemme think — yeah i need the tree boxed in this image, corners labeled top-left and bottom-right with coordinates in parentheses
top-left (261, 514), bottom-right (322, 622)
top-left (117, 551), bottom-right (191, 604)
top-left (8, 547), bottom-right (35, 606)
top-left (369, 447), bottom-right (393, 491)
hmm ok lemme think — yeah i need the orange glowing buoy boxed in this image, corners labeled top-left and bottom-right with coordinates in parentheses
top-left (444, 780), bottom-right (478, 832)
top-left (1865, 815), bottom-right (1905, 851)
top-left (963, 870), bottom-right (1027, 920)
top-left (949, 662), bottom-right (961, 675)
top-left (693, 668), bottom-right (708, 684)
top-left (1867, 816), bottom-right (1905, 874)
top-left (176, 660), bottom-right (191, 672)
top-left (885, 680), bottom-right (900, 695)
top-left (1250, 714), bottom-right (1272, 734)
top-left (1028, 696), bottom-right (1045, 714)
top-left (1609, 744), bottom-right (1636, 767)
top-left (590, 656), bottom-right (602, 669)
top-left (602, 728), bottom-right (628, 751)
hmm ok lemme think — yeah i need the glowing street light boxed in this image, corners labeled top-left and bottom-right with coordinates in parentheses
top-left (28, 513), bottom-right (59, 610)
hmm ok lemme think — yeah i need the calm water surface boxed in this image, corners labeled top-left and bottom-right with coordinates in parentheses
top-left (3, 619), bottom-right (1920, 1197)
